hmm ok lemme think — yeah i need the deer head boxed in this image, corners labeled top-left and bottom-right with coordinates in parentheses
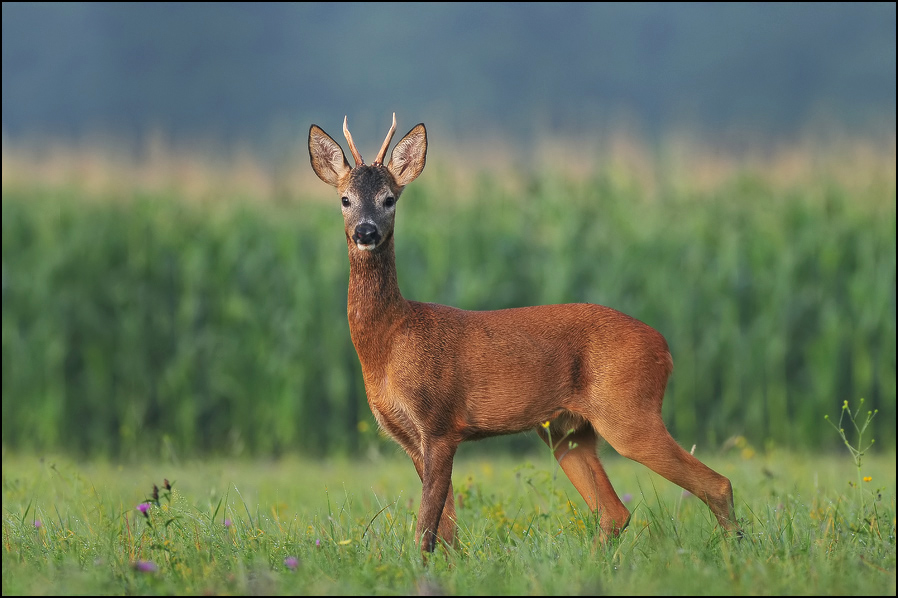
top-left (308, 113), bottom-right (427, 252)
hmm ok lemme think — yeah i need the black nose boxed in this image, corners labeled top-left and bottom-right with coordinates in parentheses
top-left (353, 222), bottom-right (380, 246)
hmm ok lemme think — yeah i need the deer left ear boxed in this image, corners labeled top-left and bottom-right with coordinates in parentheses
top-left (388, 124), bottom-right (427, 188)
top-left (309, 125), bottom-right (351, 188)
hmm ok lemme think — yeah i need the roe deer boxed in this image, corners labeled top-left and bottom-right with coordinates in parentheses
top-left (308, 114), bottom-right (739, 553)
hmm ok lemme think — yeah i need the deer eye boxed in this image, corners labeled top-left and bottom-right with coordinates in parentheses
top-left (341, 197), bottom-right (350, 207)
top-left (383, 196), bottom-right (395, 208)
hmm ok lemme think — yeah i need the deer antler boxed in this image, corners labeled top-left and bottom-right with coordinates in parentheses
top-left (373, 113), bottom-right (397, 166)
top-left (343, 116), bottom-right (365, 166)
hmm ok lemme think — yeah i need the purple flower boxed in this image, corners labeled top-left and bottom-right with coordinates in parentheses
top-left (134, 560), bottom-right (158, 573)
top-left (137, 503), bottom-right (151, 516)
top-left (284, 556), bottom-right (299, 570)
top-left (315, 538), bottom-right (320, 547)
top-left (621, 493), bottom-right (633, 504)
top-left (224, 518), bottom-right (232, 528)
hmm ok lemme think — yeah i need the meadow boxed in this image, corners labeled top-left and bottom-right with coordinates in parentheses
top-left (2, 442), bottom-right (895, 595)
top-left (1, 131), bottom-right (896, 593)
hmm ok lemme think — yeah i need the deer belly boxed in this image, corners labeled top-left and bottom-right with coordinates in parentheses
top-left (461, 362), bottom-right (575, 436)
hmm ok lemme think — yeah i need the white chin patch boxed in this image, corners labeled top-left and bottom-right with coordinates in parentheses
top-left (356, 243), bottom-right (376, 251)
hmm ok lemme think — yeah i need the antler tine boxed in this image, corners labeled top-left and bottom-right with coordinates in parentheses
top-left (343, 115), bottom-right (365, 166)
top-left (373, 112), bottom-right (397, 166)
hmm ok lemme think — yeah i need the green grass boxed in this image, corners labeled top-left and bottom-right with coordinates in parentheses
top-left (2, 446), bottom-right (895, 595)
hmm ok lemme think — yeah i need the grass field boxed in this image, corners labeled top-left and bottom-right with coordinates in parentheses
top-left (2, 443), bottom-right (895, 595)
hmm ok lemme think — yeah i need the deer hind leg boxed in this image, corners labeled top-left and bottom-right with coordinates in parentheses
top-left (536, 423), bottom-right (630, 539)
top-left (593, 411), bottom-right (737, 533)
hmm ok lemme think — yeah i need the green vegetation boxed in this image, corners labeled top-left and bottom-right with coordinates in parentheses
top-left (2, 157), bottom-right (895, 458)
top-left (1, 446), bottom-right (894, 595)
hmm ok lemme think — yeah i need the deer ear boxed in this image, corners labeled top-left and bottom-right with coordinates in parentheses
top-left (309, 125), bottom-right (351, 188)
top-left (388, 124), bottom-right (427, 187)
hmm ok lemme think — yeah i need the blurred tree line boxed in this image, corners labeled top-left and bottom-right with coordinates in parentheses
top-left (2, 2), bottom-right (895, 147)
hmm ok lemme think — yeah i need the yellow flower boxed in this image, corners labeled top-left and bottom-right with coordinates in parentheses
top-left (863, 476), bottom-right (872, 483)
top-left (541, 421), bottom-right (550, 429)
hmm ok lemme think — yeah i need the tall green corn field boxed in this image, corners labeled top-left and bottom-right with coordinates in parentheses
top-left (2, 166), bottom-right (894, 457)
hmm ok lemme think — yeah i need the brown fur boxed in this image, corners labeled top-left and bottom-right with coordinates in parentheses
top-left (308, 116), bottom-right (739, 553)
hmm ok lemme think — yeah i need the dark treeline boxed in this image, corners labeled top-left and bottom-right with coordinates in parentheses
top-left (2, 2), bottom-right (896, 148)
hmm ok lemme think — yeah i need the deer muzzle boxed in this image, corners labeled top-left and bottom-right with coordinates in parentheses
top-left (353, 222), bottom-right (381, 251)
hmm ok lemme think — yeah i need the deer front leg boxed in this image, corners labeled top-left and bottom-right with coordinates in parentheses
top-left (438, 480), bottom-right (457, 546)
top-left (417, 440), bottom-right (458, 553)
top-left (407, 448), bottom-right (457, 548)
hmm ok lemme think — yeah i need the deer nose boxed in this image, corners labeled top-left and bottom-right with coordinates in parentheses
top-left (353, 222), bottom-right (380, 247)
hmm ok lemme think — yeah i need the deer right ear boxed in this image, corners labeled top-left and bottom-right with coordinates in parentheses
top-left (309, 125), bottom-right (351, 188)
top-left (388, 124), bottom-right (427, 188)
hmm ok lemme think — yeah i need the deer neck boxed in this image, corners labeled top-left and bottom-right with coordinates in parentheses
top-left (346, 235), bottom-right (408, 355)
